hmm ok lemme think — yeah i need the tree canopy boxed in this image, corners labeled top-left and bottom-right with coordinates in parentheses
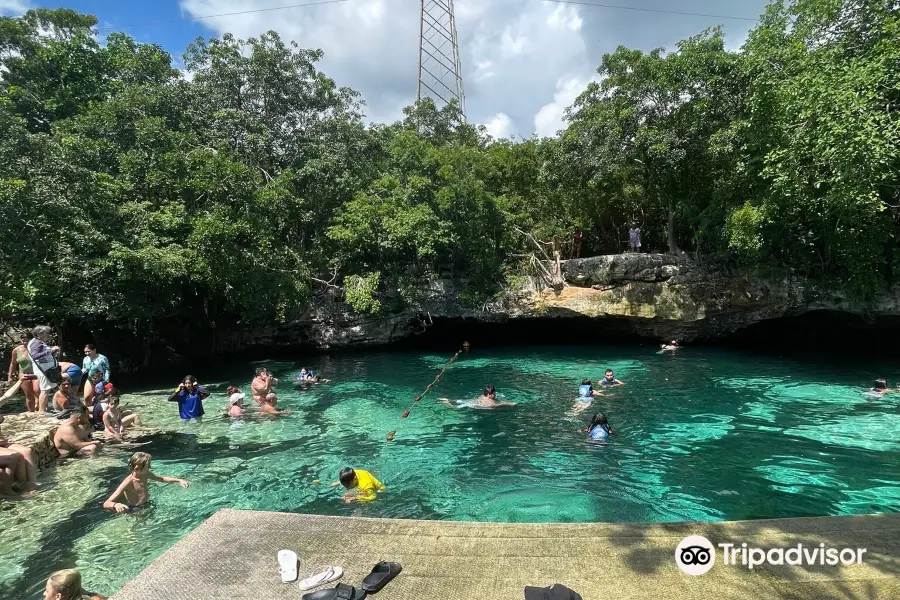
top-left (1, 1), bottom-right (897, 362)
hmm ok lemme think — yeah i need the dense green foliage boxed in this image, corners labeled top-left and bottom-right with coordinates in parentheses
top-left (1, 1), bottom-right (897, 349)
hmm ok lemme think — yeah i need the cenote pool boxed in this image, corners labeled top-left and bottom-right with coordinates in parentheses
top-left (2, 345), bottom-right (900, 598)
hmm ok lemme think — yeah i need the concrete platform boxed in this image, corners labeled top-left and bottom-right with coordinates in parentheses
top-left (110, 509), bottom-right (900, 600)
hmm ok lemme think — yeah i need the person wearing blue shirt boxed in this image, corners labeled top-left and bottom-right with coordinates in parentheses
top-left (167, 375), bottom-right (208, 420)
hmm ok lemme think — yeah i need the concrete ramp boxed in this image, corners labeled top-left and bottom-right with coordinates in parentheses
top-left (110, 510), bottom-right (900, 600)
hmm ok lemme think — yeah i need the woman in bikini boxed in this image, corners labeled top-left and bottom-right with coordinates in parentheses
top-left (6, 332), bottom-right (38, 412)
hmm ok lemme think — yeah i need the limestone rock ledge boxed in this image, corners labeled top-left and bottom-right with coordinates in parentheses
top-left (297, 254), bottom-right (900, 348)
top-left (3, 413), bottom-right (62, 471)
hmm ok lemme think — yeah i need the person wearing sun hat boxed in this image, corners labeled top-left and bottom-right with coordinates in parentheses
top-left (226, 386), bottom-right (244, 417)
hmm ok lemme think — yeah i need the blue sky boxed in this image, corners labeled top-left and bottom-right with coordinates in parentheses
top-left (4, 0), bottom-right (772, 136)
top-left (27, 0), bottom-right (210, 66)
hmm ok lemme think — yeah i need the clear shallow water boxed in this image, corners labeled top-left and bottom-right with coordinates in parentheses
top-left (2, 345), bottom-right (900, 598)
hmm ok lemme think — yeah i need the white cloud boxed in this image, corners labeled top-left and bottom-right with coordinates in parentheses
top-left (534, 76), bottom-right (598, 138)
top-left (180, 0), bottom-right (594, 137)
top-left (178, 0), bottom-right (770, 136)
top-left (483, 112), bottom-right (513, 139)
top-left (0, 0), bottom-right (30, 15)
top-left (547, 5), bottom-right (583, 31)
top-left (473, 60), bottom-right (495, 82)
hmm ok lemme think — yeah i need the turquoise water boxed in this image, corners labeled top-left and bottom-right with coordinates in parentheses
top-left (2, 345), bottom-right (900, 598)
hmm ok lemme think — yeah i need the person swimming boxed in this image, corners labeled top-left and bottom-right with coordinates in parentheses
top-left (865, 378), bottom-right (893, 398)
top-left (660, 340), bottom-right (679, 351)
top-left (296, 368), bottom-right (329, 384)
top-left (872, 378), bottom-right (892, 393)
top-left (598, 369), bottom-right (624, 387)
top-left (441, 385), bottom-right (517, 409)
top-left (577, 379), bottom-right (599, 401)
top-left (586, 413), bottom-right (615, 442)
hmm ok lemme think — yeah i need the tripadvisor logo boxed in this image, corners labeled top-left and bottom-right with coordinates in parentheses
top-left (675, 536), bottom-right (867, 575)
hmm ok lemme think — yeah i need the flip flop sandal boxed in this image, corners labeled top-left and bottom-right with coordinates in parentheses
top-left (277, 549), bottom-right (298, 583)
top-left (298, 566), bottom-right (344, 591)
top-left (361, 561), bottom-right (402, 594)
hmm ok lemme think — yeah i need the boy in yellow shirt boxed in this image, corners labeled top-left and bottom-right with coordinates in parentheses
top-left (337, 467), bottom-right (385, 503)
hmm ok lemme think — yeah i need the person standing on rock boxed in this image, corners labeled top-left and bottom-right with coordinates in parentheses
top-left (571, 228), bottom-right (583, 259)
top-left (27, 326), bottom-right (61, 414)
top-left (628, 223), bottom-right (642, 253)
top-left (6, 331), bottom-right (38, 412)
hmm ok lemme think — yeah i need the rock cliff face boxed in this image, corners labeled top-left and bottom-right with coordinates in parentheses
top-left (291, 253), bottom-right (900, 349)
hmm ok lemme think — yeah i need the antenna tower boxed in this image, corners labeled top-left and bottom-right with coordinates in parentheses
top-left (417, 0), bottom-right (466, 119)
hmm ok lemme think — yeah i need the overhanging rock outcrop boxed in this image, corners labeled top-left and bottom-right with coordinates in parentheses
top-left (296, 253), bottom-right (900, 348)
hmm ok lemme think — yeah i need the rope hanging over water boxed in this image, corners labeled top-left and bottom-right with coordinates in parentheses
top-left (387, 341), bottom-right (470, 441)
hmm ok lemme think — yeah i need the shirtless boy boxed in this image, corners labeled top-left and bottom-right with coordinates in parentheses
top-left (103, 452), bottom-right (188, 513)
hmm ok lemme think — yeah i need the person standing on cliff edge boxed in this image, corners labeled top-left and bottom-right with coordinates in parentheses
top-left (571, 228), bottom-right (582, 259)
top-left (628, 222), bottom-right (642, 253)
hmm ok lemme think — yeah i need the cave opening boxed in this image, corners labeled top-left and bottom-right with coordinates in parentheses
top-left (394, 310), bottom-right (900, 358)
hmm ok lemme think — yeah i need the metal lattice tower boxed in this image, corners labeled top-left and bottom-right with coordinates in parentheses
top-left (417, 0), bottom-right (466, 119)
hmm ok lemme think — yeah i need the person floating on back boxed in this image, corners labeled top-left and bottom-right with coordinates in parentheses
top-left (296, 368), bottom-right (329, 385)
top-left (103, 451), bottom-right (188, 513)
top-left (441, 384), bottom-right (517, 409)
top-left (585, 413), bottom-right (615, 443)
top-left (599, 369), bottom-right (624, 387)
top-left (337, 467), bottom-right (385, 504)
top-left (659, 340), bottom-right (679, 351)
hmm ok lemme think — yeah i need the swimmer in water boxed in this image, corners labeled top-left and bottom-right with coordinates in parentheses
top-left (584, 412), bottom-right (615, 443)
top-left (659, 340), bottom-right (679, 351)
top-left (441, 385), bottom-right (517, 409)
top-left (297, 368), bottom-right (329, 384)
top-left (103, 451), bottom-right (188, 514)
top-left (570, 379), bottom-right (602, 414)
top-left (598, 369), bottom-right (624, 387)
top-left (226, 387), bottom-right (245, 417)
top-left (870, 379), bottom-right (893, 394)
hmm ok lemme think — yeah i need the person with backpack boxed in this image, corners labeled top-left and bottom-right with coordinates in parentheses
top-left (27, 326), bottom-right (61, 413)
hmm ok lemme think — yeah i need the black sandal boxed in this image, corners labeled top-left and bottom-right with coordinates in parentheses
top-left (361, 562), bottom-right (402, 594)
top-left (302, 582), bottom-right (367, 600)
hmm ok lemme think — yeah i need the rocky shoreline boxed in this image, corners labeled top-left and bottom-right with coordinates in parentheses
top-left (8, 253), bottom-right (898, 377)
top-left (1, 408), bottom-right (162, 480)
top-left (253, 253), bottom-right (900, 349)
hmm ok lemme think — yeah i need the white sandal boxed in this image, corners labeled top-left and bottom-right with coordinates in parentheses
top-left (298, 566), bottom-right (343, 591)
top-left (277, 550), bottom-right (298, 583)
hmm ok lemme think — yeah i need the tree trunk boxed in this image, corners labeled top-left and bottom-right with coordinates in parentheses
top-left (667, 197), bottom-right (682, 255)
